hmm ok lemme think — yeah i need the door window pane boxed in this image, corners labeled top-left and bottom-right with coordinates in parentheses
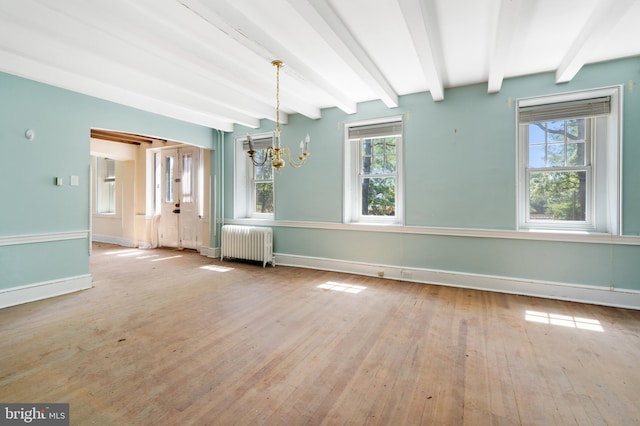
top-left (165, 156), bottom-right (174, 203)
top-left (182, 154), bottom-right (193, 203)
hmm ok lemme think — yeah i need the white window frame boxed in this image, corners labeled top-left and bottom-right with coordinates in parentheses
top-left (344, 116), bottom-right (404, 225)
top-left (516, 86), bottom-right (622, 234)
top-left (96, 156), bottom-right (116, 215)
top-left (234, 133), bottom-right (275, 219)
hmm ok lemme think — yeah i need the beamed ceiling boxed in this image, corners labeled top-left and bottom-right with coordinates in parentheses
top-left (1, 0), bottom-right (639, 132)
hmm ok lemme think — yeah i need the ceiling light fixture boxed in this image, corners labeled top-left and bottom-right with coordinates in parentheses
top-left (246, 60), bottom-right (310, 170)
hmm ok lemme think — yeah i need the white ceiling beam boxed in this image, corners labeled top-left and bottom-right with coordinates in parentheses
top-left (398, 0), bottom-right (444, 101)
top-left (125, 0), bottom-right (319, 122)
top-left (0, 48), bottom-right (235, 131)
top-left (556, 0), bottom-right (637, 83)
top-left (0, 11), bottom-right (258, 130)
top-left (487, 0), bottom-right (521, 93)
top-left (29, 0), bottom-right (271, 124)
top-left (178, 0), bottom-right (357, 115)
top-left (288, 0), bottom-right (398, 108)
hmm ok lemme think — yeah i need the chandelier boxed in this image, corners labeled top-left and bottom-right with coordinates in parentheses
top-left (246, 60), bottom-right (310, 169)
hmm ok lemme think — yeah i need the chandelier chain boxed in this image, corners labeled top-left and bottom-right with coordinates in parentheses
top-left (275, 61), bottom-right (281, 144)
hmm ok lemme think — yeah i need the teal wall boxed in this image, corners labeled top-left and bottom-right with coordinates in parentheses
top-left (226, 57), bottom-right (640, 291)
top-left (0, 72), bottom-right (215, 291)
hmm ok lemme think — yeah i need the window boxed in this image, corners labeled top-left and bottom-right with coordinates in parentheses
top-left (345, 118), bottom-right (403, 224)
top-left (96, 157), bottom-right (116, 214)
top-left (252, 149), bottom-right (274, 214)
top-left (165, 155), bottom-right (174, 204)
top-left (181, 152), bottom-right (193, 204)
top-left (234, 134), bottom-right (274, 218)
top-left (517, 87), bottom-right (621, 233)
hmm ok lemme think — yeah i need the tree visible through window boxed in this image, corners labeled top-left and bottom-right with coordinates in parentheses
top-left (345, 119), bottom-right (402, 224)
top-left (361, 137), bottom-right (397, 216)
top-left (252, 148), bottom-right (274, 214)
top-left (527, 118), bottom-right (589, 221)
top-left (517, 88), bottom-right (621, 234)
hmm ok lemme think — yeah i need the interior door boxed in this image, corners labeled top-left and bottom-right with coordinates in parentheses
top-left (177, 147), bottom-right (200, 249)
top-left (159, 149), bottom-right (180, 248)
top-left (158, 147), bottom-right (202, 250)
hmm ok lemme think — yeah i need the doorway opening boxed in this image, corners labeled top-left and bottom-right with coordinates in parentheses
top-left (90, 129), bottom-right (210, 253)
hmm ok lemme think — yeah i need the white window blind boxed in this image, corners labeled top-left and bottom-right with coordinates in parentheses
top-left (519, 97), bottom-right (610, 123)
top-left (348, 121), bottom-right (402, 140)
top-left (242, 136), bottom-right (273, 151)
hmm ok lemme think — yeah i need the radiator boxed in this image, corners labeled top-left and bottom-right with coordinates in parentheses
top-left (220, 225), bottom-right (274, 267)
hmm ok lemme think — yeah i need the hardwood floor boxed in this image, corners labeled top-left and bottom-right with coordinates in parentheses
top-left (1, 243), bottom-right (639, 425)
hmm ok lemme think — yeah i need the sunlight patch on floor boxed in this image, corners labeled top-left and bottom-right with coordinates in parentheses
top-left (104, 249), bottom-right (143, 256)
top-left (317, 282), bottom-right (366, 294)
top-left (151, 255), bottom-right (183, 262)
top-left (525, 310), bottom-right (604, 332)
top-left (136, 254), bottom-right (160, 260)
top-left (201, 265), bottom-right (234, 272)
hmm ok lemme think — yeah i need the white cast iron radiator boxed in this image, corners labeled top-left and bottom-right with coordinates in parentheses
top-left (220, 225), bottom-right (274, 267)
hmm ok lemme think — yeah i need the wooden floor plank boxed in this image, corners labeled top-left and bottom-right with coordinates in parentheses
top-left (0, 243), bottom-right (639, 425)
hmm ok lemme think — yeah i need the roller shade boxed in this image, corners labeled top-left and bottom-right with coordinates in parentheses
top-left (348, 121), bottom-right (402, 139)
top-left (519, 96), bottom-right (610, 124)
top-left (242, 136), bottom-right (273, 151)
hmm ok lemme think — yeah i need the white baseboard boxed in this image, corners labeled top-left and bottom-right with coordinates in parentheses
top-left (202, 246), bottom-right (220, 258)
top-left (92, 235), bottom-right (137, 247)
top-left (0, 275), bottom-right (93, 309)
top-left (275, 253), bottom-right (640, 310)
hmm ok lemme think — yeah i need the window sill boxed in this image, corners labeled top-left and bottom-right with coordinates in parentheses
top-left (223, 219), bottom-right (640, 245)
top-left (520, 228), bottom-right (609, 236)
top-left (348, 221), bottom-right (403, 227)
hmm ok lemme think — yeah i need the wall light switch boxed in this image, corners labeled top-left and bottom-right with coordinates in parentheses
top-left (55, 177), bottom-right (63, 186)
top-left (70, 175), bottom-right (79, 186)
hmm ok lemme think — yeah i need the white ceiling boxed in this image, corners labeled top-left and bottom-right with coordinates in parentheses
top-left (1, 0), bottom-right (639, 132)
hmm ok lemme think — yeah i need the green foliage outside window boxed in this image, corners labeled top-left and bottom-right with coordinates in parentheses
top-left (528, 119), bottom-right (588, 221)
top-left (361, 137), bottom-right (396, 216)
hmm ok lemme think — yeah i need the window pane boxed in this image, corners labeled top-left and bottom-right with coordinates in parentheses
top-left (529, 171), bottom-right (587, 221)
top-left (182, 154), bottom-right (193, 203)
top-left (528, 145), bottom-right (545, 168)
top-left (165, 156), bottom-right (174, 203)
top-left (566, 118), bottom-right (586, 141)
top-left (361, 140), bottom-right (373, 174)
top-left (385, 154), bottom-right (397, 173)
top-left (361, 137), bottom-right (397, 175)
top-left (361, 177), bottom-right (396, 216)
top-left (546, 143), bottom-right (565, 167)
top-left (97, 157), bottom-right (116, 214)
top-left (528, 123), bottom-right (546, 144)
top-left (255, 182), bottom-right (273, 213)
top-left (253, 149), bottom-right (273, 180)
top-left (547, 120), bottom-right (565, 142)
top-left (567, 142), bottom-right (585, 166)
